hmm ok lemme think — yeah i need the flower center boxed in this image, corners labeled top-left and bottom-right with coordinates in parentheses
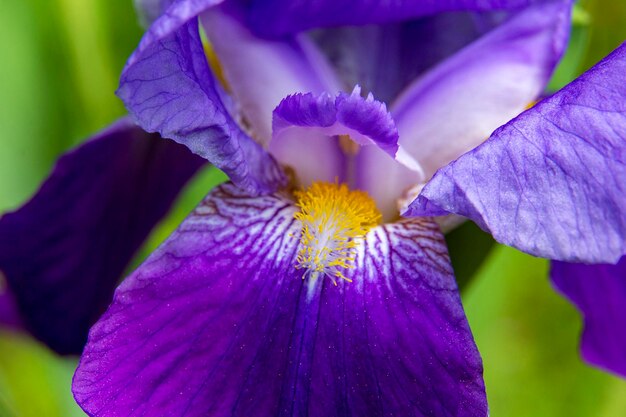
top-left (294, 182), bottom-right (381, 286)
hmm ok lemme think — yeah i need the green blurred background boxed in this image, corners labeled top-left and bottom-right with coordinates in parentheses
top-left (0, 0), bottom-right (624, 415)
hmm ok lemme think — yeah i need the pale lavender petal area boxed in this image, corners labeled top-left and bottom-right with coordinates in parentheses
top-left (0, 119), bottom-right (204, 355)
top-left (74, 184), bottom-right (486, 417)
top-left (355, 145), bottom-right (423, 221)
top-left (392, 0), bottom-right (572, 179)
top-left (201, 5), bottom-right (341, 147)
top-left (408, 43), bottom-right (626, 263)
top-left (119, 0), bottom-right (285, 193)
top-left (551, 258), bottom-right (626, 378)
top-left (247, 0), bottom-right (531, 37)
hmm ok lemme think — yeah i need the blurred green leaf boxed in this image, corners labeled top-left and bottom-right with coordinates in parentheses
top-left (579, 0), bottom-right (626, 72)
top-left (463, 245), bottom-right (626, 417)
top-left (0, 331), bottom-right (84, 417)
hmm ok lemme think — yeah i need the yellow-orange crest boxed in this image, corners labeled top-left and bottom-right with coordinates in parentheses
top-left (294, 182), bottom-right (381, 286)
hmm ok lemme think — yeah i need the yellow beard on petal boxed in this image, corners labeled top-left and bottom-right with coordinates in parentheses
top-left (294, 182), bottom-right (381, 286)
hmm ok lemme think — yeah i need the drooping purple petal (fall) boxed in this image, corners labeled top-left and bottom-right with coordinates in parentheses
top-left (119, 0), bottom-right (284, 193)
top-left (74, 184), bottom-right (486, 417)
top-left (201, 5), bottom-right (341, 147)
top-left (246, 0), bottom-right (532, 37)
top-left (551, 257), bottom-right (626, 378)
top-left (0, 119), bottom-right (204, 355)
top-left (393, 0), bottom-right (571, 179)
top-left (408, 42), bottom-right (626, 263)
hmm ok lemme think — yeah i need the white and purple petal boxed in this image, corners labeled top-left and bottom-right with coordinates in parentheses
top-left (201, 5), bottom-right (341, 147)
top-left (551, 258), bottom-right (626, 378)
top-left (271, 88), bottom-right (411, 188)
top-left (408, 42), bottom-right (626, 263)
top-left (119, 0), bottom-right (284, 193)
top-left (0, 119), bottom-right (204, 354)
top-left (273, 88), bottom-right (399, 154)
top-left (392, 0), bottom-right (572, 179)
top-left (74, 184), bottom-right (486, 416)
top-left (246, 0), bottom-right (532, 37)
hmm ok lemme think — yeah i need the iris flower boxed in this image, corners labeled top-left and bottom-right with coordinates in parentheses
top-left (0, 0), bottom-right (624, 415)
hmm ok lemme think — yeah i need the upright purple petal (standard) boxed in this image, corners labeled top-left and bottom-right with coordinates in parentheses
top-left (74, 184), bottom-right (486, 417)
top-left (551, 258), bottom-right (626, 378)
top-left (392, 0), bottom-right (571, 179)
top-left (311, 12), bottom-right (494, 104)
top-left (408, 43), bottom-right (626, 263)
top-left (247, 0), bottom-right (531, 37)
top-left (119, 0), bottom-right (284, 193)
top-left (0, 120), bottom-right (204, 355)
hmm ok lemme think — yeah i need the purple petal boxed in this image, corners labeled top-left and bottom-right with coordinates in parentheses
top-left (0, 283), bottom-right (23, 330)
top-left (119, 0), bottom-right (284, 193)
top-left (74, 184), bottom-right (485, 416)
top-left (273, 87), bottom-right (399, 153)
top-left (247, 0), bottom-right (532, 37)
top-left (551, 257), bottom-right (626, 378)
top-left (311, 12), bottom-right (495, 104)
top-left (408, 42), bottom-right (626, 263)
top-left (0, 119), bottom-right (204, 355)
top-left (393, 0), bottom-right (572, 179)
top-left (201, 5), bottom-right (341, 147)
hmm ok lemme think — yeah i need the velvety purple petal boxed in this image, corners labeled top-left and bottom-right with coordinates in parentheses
top-left (0, 283), bottom-right (23, 330)
top-left (74, 184), bottom-right (485, 416)
top-left (408, 43), bottom-right (626, 263)
top-left (0, 119), bottom-right (204, 355)
top-left (393, 0), bottom-right (572, 179)
top-left (119, 0), bottom-right (284, 193)
top-left (247, 0), bottom-right (532, 37)
top-left (311, 12), bottom-right (496, 104)
top-left (201, 5), bottom-right (341, 148)
top-left (551, 258), bottom-right (626, 378)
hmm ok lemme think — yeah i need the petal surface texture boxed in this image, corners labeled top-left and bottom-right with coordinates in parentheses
top-left (392, 0), bottom-right (572, 179)
top-left (408, 42), bottom-right (626, 263)
top-left (118, 0), bottom-right (284, 193)
top-left (0, 119), bottom-right (204, 355)
top-left (270, 88), bottom-right (398, 166)
top-left (247, 0), bottom-right (531, 37)
top-left (73, 184), bottom-right (486, 416)
top-left (552, 258), bottom-right (626, 378)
